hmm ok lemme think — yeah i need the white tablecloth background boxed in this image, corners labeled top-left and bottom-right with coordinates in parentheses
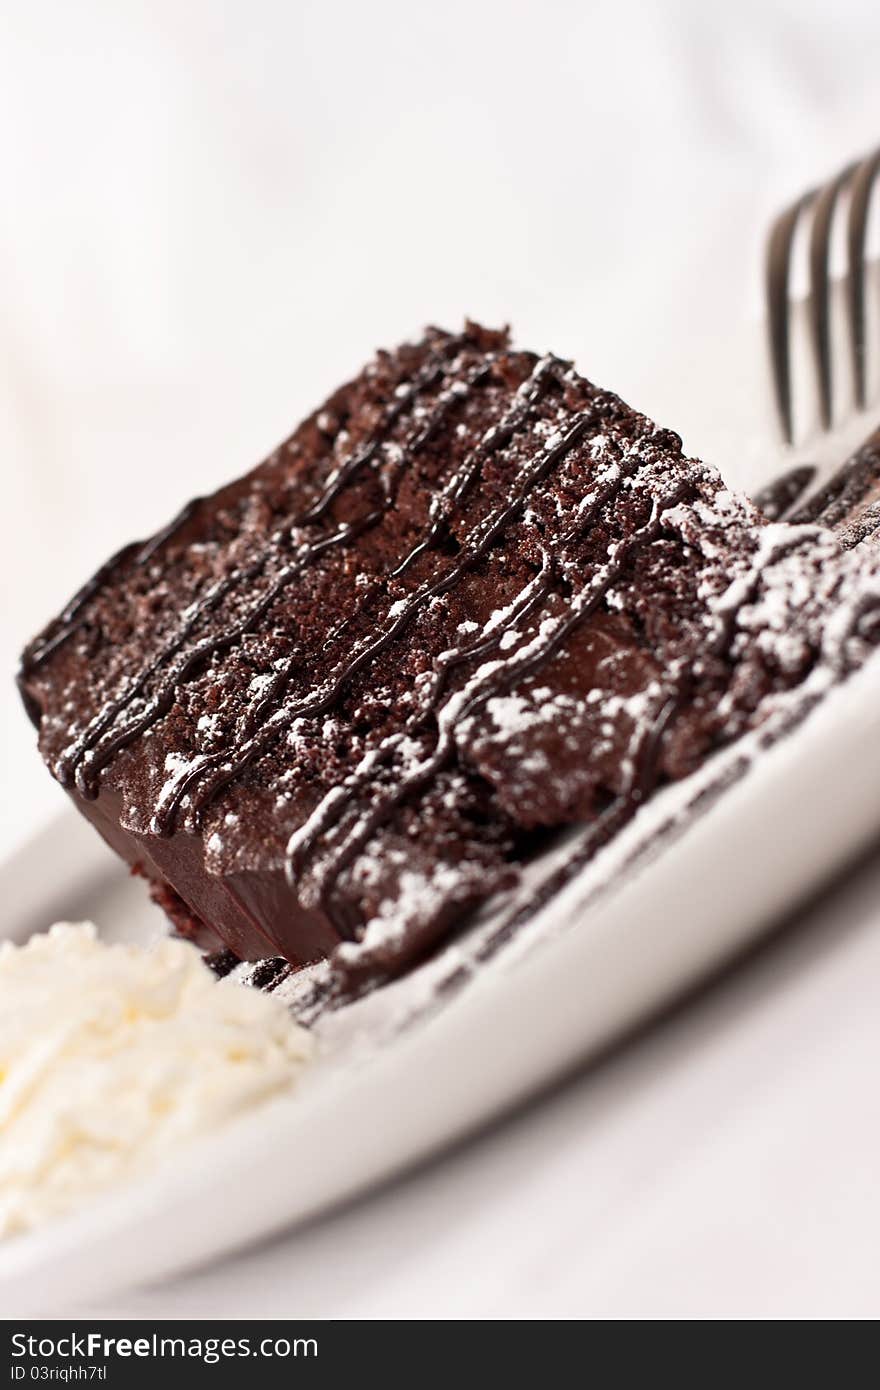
top-left (2, 0), bottom-right (879, 1318)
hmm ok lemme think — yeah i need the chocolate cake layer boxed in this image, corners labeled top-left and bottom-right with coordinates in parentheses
top-left (19, 323), bottom-right (880, 988)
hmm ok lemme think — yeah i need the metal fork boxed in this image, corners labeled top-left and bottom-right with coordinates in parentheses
top-left (767, 146), bottom-right (880, 445)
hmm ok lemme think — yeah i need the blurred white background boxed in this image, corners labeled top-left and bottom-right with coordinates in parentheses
top-left (3, 0), bottom-right (880, 1318)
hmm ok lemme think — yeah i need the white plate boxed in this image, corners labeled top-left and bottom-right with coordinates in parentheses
top-left (3, 649), bottom-right (880, 1315)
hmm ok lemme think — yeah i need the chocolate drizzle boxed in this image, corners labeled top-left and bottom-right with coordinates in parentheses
top-left (56, 336), bottom-right (483, 797)
top-left (147, 354), bottom-right (568, 834)
top-left (291, 476), bottom-right (698, 932)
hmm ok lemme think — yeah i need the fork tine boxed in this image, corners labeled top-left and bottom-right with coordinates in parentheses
top-left (808, 163), bottom-right (858, 431)
top-left (767, 192), bottom-right (813, 443)
top-left (846, 149), bottom-right (880, 410)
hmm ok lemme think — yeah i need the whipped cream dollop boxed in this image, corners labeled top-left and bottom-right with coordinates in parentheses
top-left (0, 923), bottom-right (312, 1237)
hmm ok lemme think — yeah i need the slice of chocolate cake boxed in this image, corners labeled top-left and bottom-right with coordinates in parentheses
top-left (18, 323), bottom-right (880, 992)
